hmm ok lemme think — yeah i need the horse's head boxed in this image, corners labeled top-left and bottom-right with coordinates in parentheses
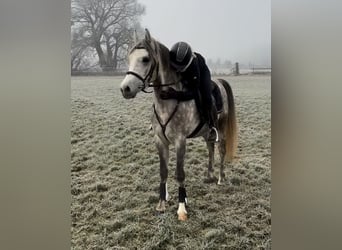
top-left (120, 29), bottom-right (159, 99)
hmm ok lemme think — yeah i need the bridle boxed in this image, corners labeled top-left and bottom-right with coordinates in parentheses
top-left (126, 45), bottom-right (175, 93)
top-left (126, 65), bottom-right (157, 93)
top-left (125, 41), bottom-right (183, 143)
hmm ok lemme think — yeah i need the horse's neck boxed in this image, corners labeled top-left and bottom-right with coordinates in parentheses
top-left (152, 75), bottom-right (179, 115)
top-left (152, 41), bottom-right (182, 115)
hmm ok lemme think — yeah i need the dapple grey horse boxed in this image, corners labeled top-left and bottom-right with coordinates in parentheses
top-left (120, 29), bottom-right (237, 221)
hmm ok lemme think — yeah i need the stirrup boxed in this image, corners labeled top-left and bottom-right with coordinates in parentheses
top-left (212, 127), bottom-right (219, 142)
top-left (207, 127), bottom-right (219, 142)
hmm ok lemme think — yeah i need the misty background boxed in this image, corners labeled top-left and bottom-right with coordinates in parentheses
top-left (71, 0), bottom-right (270, 74)
top-left (139, 0), bottom-right (271, 68)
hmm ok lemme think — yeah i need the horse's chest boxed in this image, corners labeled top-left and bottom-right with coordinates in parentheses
top-left (152, 103), bottom-right (198, 142)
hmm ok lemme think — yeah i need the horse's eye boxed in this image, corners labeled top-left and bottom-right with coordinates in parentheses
top-left (142, 57), bottom-right (150, 63)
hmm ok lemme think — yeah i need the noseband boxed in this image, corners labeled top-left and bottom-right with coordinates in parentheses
top-left (126, 68), bottom-right (156, 93)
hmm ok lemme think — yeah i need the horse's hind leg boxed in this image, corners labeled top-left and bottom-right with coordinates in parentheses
top-left (155, 136), bottom-right (169, 212)
top-left (204, 141), bottom-right (217, 183)
top-left (175, 138), bottom-right (188, 221)
top-left (218, 138), bottom-right (227, 185)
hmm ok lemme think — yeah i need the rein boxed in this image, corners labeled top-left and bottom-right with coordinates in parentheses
top-left (125, 69), bottom-right (175, 93)
top-left (148, 82), bottom-right (175, 88)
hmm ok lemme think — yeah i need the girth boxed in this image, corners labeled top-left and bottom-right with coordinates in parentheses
top-left (187, 120), bottom-right (206, 138)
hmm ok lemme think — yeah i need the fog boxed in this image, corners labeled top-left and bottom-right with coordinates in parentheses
top-left (139, 0), bottom-right (271, 66)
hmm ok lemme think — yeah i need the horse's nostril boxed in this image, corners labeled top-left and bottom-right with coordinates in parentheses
top-left (120, 86), bottom-right (131, 94)
top-left (124, 86), bottom-right (131, 93)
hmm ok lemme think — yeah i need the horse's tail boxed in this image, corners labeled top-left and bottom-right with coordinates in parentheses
top-left (218, 79), bottom-right (238, 162)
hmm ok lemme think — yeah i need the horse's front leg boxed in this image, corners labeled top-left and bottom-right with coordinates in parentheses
top-left (155, 136), bottom-right (169, 212)
top-left (175, 137), bottom-right (188, 221)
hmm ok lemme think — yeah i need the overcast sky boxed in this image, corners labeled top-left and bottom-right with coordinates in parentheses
top-left (138, 0), bottom-right (271, 66)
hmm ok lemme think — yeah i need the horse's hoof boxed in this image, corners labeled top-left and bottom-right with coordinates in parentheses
top-left (177, 202), bottom-right (187, 221)
top-left (156, 200), bottom-right (166, 212)
top-left (178, 212), bottom-right (187, 221)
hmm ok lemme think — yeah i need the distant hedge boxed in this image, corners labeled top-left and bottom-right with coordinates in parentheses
top-left (71, 71), bottom-right (126, 76)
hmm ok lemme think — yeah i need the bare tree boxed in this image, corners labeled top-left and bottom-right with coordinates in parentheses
top-left (71, 26), bottom-right (91, 71)
top-left (71, 0), bottom-right (145, 72)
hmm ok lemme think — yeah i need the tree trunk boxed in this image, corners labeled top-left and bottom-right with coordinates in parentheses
top-left (104, 39), bottom-right (114, 71)
top-left (112, 45), bottom-right (119, 71)
top-left (94, 42), bottom-right (108, 71)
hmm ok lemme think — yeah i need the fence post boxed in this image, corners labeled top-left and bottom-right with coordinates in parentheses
top-left (235, 62), bottom-right (240, 75)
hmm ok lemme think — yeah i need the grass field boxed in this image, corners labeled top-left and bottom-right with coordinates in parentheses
top-left (71, 75), bottom-right (271, 249)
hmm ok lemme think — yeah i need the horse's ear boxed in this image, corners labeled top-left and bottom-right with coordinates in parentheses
top-left (145, 28), bottom-right (158, 54)
top-left (145, 29), bottom-right (151, 42)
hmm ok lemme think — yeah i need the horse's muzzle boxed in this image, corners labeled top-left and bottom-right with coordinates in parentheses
top-left (120, 85), bottom-right (136, 99)
top-left (120, 85), bottom-right (130, 94)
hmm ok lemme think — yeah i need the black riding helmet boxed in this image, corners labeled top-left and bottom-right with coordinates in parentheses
top-left (170, 42), bottom-right (194, 72)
